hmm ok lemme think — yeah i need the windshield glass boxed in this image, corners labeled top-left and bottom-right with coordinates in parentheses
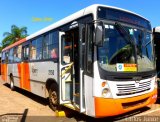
top-left (98, 24), bottom-right (155, 72)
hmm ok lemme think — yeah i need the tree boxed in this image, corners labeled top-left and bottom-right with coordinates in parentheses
top-left (2, 25), bottom-right (28, 48)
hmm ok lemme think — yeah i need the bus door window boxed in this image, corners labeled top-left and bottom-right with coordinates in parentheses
top-left (86, 25), bottom-right (93, 75)
top-left (62, 35), bottom-right (73, 64)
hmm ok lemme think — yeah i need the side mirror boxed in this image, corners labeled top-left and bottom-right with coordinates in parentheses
top-left (95, 22), bottom-right (105, 46)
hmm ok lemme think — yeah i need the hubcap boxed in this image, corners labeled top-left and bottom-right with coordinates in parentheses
top-left (51, 91), bottom-right (57, 104)
top-left (10, 79), bottom-right (13, 88)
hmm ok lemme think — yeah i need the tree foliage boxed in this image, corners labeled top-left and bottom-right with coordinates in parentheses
top-left (2, 25), bottom-right (28, 48)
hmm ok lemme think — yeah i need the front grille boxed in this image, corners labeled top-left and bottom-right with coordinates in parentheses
top-left (122, 97), bottom-right (148, 109)
top-left (116, 80), bottom-right (151, 96)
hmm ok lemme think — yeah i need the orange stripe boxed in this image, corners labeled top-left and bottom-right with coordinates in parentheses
top-left (1, 64), bottom-right (4, 81)
top-left (21, 63), bottom-right (31, 91)
top-left (2, 38), bottom-right (26, 51)
top-left (24, 63), bottom-right (31, 90)
top-left (1, 64), bottom-right (8, 82)
top-left (94, 89), bottom-right (157, 117)
top-left (4, 64), bottom-right (6, 81)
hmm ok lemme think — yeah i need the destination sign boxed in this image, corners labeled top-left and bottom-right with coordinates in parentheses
top-left (97, 7), bottom-right (151, 30)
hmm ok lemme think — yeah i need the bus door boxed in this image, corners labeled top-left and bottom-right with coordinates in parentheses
top-left (59, 24), bottom-right (86, 112)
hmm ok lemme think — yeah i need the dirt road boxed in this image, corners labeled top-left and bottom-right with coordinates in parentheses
top-left (0, 79), bottom-right (78, 122)
top-left (0, 79), bottom-right (55, 116)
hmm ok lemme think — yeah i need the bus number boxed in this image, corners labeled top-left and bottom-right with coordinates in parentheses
top-left (48, 70), bottom-right (54, 75)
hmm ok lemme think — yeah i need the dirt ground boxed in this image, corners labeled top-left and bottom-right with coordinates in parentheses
top-left (0, 78), bottom-right (78, 122)
top-left (0, 79), bottom-right (55, 116)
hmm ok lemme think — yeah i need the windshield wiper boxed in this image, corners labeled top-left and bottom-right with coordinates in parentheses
top-left (115, 22), bottom-right (137, 64)
top-left (115, 22), bottom-right (135, 46)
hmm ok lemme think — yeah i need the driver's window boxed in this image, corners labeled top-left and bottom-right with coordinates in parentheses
top-left (62, 35), bottom-right (73, 64)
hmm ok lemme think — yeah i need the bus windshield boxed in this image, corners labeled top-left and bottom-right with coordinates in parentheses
top-left (98, 23), bottom-right (155, 72)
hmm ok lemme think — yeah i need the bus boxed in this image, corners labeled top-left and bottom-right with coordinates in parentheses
top-left (1, 4), bottom-right (157, 117)
top-left (153, 27), bottom-right (160, 96)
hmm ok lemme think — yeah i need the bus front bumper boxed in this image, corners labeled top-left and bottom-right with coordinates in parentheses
top-left (94, 89), bottom-right (157, 117)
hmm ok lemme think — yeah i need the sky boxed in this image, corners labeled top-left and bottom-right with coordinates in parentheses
top-left (0, 0), bottom-right (160, 44)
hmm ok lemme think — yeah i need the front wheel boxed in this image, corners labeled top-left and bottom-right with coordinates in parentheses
top-left (49, 84), bottom-right (59, 111)
top-left (10, 76), bottom-right (15, 91)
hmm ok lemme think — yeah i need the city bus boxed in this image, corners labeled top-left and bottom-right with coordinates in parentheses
top-left (1, 4), bottom-right (157, 117)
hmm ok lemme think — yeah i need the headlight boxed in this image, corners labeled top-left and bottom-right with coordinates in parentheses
top-left (102, 88), bottom-right (111, 97)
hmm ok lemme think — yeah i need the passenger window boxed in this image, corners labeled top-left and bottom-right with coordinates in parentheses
top-left (5, 51), bottom-right (9, 63)
top-left (23, 45), bottom-right (29, 61)
top-left (30, 37), bottom-right (43, 60)
top-left (13, 45), bottom-right (22, 62)
top-left (43, 31), bottom-right (59, 59)
top-left (9, 48), bottom-right (14, 63)
top-left (2, 52), bottom-right (6, 63)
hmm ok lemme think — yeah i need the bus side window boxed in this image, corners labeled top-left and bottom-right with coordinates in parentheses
top-left (30, 37), bottom-right (43, 60)
top-left (23, 45), bottom-right (29, 61)
top-left (43, 31), bottom-right (58, 59)
top-left (2, 52), bottom-right (6, 63)
top-left (17, 45), bottom-right (22, 62)
top-left (9, 48), bottom-right (14, 63)
top-left (50, 31), bottom-right (59, 59)
top-left (5, 51), bottom-right (9, 63)
top-left (43, 34), bottom-right (50, 59)
top-left (13, 45), bottom-right (22, 62)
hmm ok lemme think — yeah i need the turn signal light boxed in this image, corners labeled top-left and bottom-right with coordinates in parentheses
top-left (101, 81), bottom-right (106, 87)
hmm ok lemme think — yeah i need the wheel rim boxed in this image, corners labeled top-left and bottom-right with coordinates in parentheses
top-left (51, 91), bottom-right (57, 105)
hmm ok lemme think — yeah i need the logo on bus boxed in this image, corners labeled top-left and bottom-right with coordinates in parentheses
top-left (135, 81), bottom-right (140, 88)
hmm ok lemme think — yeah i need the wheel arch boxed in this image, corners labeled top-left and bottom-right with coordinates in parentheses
top-left (45, 78), bottom-right (58, 98)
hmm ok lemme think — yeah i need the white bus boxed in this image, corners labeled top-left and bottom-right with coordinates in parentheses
top-left (1, 4), bottom-right (157, 117)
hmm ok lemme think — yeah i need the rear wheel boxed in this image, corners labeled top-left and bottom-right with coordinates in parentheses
top-left (49, 83), bottom-right (59, 111)
top-left (10, 76), bottom-right (15, 91)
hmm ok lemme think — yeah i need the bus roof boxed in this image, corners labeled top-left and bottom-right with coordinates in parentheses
top-left (2, 4), bottom-right (149, 52)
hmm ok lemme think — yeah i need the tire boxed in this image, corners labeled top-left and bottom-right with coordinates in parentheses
top-left (10, 76), bottom-right (15, 91)
top-left (49, 83), bottom-right (59, 111)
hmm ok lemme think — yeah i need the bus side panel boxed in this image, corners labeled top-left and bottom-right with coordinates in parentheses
top-left (17, 63), bottom-right (22, 87)
top-left (1, 64), bottom-right (7, 82)
top-left (8, 64), bottom-right (14, 83)
top-left (84, 75), bottom-right (95, 117)
top-left (29, 61), bottom-right (58, 98)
